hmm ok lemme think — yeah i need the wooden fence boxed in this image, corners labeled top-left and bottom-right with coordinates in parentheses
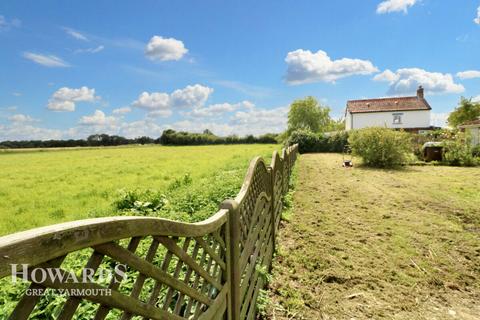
top-left (0, 144), bottom-right (298, 320)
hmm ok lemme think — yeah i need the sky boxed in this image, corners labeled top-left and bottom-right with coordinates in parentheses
top-left (1, 0), bottom-right (480, 141)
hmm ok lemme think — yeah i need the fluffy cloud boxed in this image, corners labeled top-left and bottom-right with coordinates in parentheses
top-left (376, 0), bottom-right (417, 14)
top-left (230, 106), bottom-right (289, 135)
top-left (79, 110), bottom-right (116, 126)
top-left (473, 95), bottom-right (480, 103)
top-left (170, 85), bottom-right (213, 109)
top-left (285, 49), bottom-right (378, 84)
top-left (131, 84), bottom-right (213, 116)
top-left (132, 92), bottom-right (170, 110)
top-left (456, 70), bottom-right (480, 79)
top-left (63, 27), bottom-right (88, 41)
top-left (431, 112), bottom-right (450, 128)
top-left (1, 123), bottom-right (62, 141)
top-left (112, 107), bottom-right (132, 115)
top-left (8, 114), bottom-right (37, 123)
top-left (187, 101), bottom-right (254, 118)
top-left (475, 6), bottom-right (480, 24)
top-left (145, 36), bottom-right (188, 61)
top-left (47, 86), bottom-right (98, 111)
top-left (23, 52), bottom-right (70, 67)
top-left (373, 68), bottom-right (464, 95)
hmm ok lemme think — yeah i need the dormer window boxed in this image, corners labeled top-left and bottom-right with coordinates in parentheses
top-left (393, 113), bottom-right (403, 124)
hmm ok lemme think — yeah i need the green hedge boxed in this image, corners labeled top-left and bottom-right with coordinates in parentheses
top-left (285, 129), bottom-right (348, 153)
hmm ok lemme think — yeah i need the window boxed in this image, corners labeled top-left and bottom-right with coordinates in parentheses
top-left (392, 113), bottom-right (403, 124)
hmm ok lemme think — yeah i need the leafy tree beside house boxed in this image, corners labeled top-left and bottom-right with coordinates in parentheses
top-left (447, 97), bottom-right (480, 127)
top-left (287, 96), bottom-right (338, 134)
top-left (285, 96), bottom-right (347, 152)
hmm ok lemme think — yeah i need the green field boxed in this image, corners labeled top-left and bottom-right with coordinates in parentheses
top-left (0, 144), bottom-right (277, 236)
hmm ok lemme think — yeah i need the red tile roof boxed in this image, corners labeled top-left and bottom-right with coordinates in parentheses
top-left (459, 119), bottom-right (480, 127)
top-left (347, 96), bottom-right (431, 114)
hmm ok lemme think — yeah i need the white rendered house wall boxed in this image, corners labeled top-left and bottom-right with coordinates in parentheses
top-left (346, 110), bottom-right (431, 130)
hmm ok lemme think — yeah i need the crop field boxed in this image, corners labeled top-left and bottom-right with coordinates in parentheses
top-left (0, 144), bottom-right (278, 236)
top-left (266, 154), bottom-right (480, 319)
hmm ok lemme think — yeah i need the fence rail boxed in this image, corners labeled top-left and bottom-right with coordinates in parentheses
top-left (0, 144), bottom-right (298, 320)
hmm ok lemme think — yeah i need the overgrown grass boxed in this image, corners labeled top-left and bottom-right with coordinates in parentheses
top-left (266, 153), bottom-right (480, 319)
top-left (0, 144), bottom-right (278, 236)
top-left (0, 144), bottom-right (280, 318)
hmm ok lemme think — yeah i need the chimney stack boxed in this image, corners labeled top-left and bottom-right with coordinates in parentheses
top-left (417, 85), bottom-right (424, 99)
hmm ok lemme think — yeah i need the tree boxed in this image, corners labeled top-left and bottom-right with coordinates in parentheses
top-left (287, 97), bottom-right (334, 134)
top-left (447, 97), bottom-right (480, 128)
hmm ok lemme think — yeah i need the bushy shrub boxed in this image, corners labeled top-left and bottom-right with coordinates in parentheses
top-left (285, 129), bottom-right (320, 153)
top-left (348, 127), bottom-right (412, 168)
top-left (326, 131), bottom-right (349, 152)
top-left (443, 133), bottom-right (478, 166)
top-left (285, 129), bottom-right (348, 153)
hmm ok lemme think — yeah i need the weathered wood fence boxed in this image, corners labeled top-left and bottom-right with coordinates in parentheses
top-left (0, 144), bottom-right (298, 320)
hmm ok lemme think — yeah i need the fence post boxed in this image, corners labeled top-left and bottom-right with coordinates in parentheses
top-left (221, 199), bottom-right (241, 320)
top-left (267, 166), bottom-right (276, 270)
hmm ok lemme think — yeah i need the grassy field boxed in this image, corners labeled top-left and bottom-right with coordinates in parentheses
top-left (0, 144), bottom-right (277, 236)
top-left (266, 154), bottom-right (480, 319)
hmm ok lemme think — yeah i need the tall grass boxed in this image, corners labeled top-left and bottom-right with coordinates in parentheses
top-left (0, 144), bottom-right (278, 235)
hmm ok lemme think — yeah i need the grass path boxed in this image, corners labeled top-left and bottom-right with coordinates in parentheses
top-left (267, 154), bottom-right (480, 320)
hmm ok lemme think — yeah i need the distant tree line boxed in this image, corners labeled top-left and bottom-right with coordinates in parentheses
top-left (159, 130), bottom-right (278, 145)
top-left (0, 131), bottom-right (279, 149)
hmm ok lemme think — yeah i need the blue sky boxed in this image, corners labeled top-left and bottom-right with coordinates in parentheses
top-left (1, 0), bottom-right (480, 140)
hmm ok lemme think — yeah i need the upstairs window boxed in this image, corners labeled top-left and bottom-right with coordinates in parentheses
top-left (393, 113), bottom-right (403, 124)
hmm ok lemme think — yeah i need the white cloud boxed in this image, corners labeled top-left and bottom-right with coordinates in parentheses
top-left (132, 92), bottom-right (170, 111)
top-left (187, 101), bottom-right (254, 118)
top-left (474, 6), bottom-right (480, 24)
top-left (285, 49), bottom-right (378, 84)
top-left (231, 106), bottom-right (288, 132)
top-left (170, 84), bottom-right (213, 109)
top-left (373, 68), bottom-right (464, 95)
top-left (456, 70), bottom-right (480, 79)
top-left (23, 52), bottom-right (70, 67)
top-left (1, 123), bottom-right (62, 141)
top-left (79, 110), bottom-right (116, 126)
top-left (8, 114), bottom-right (37, 123)
top-left (376, 0), bottom-right (417, 14)
top-left (145, 35), bottom-right (188, 61)
top-left (74, 45), bottom-right (104, 54)
top-left (373, 69), bottom-right (399, 82)
top-left (131, 84), bottom-right (213, 116)
top-left (47, 86), bottom-right (98, 111)
top-left (63, 27), bottom-right (88, 41)
top-left (431, 112), bottom-right (450, 128)
top-left (473, 95), bottom-right (480, 103)
top-left (112, 107), bottom-right (132, 115)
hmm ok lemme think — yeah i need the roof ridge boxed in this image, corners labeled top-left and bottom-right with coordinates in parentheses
top-left (347, 96), bottom-right (418, 103)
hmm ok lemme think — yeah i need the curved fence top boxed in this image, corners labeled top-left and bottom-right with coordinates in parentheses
top-left (0, 143), bottom-right (298, 320)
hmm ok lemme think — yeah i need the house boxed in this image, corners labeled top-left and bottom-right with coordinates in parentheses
top-left (345, 86), bottom-right (435, 133)
top-left (459, 119), bottom-right (480, 146)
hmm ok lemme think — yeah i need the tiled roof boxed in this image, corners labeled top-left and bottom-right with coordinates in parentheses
top-left (459, 119), bottom-right (480, 127)
top-left (347, 96), bottom-right (431, 114)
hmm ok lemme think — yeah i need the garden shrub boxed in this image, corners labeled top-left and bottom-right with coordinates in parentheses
top-left (443, 133), bottom-right (478, 166)
top-left (348, 127), bottom-right (412, 168)
top-left (285, 129), bottom-right (349, 153)
top-left (285, 129), bottom-right (320, 153)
